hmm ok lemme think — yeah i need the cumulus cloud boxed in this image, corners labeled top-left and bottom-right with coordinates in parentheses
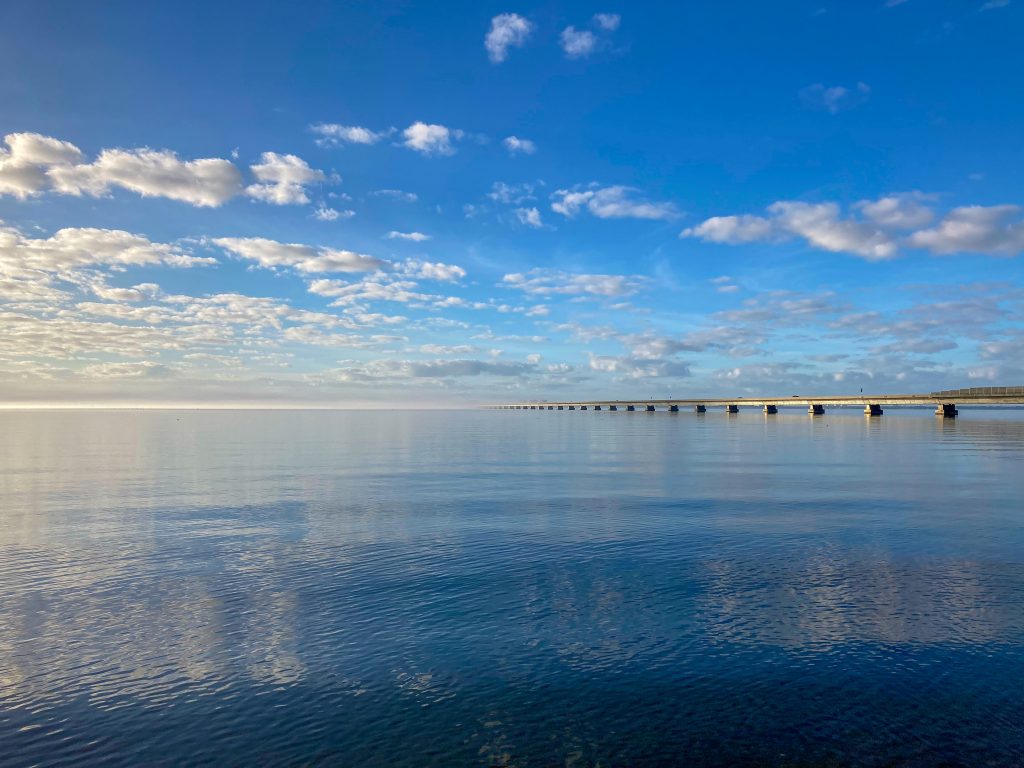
top-left (0, 225), bottom-right (214, 304)
top-left (593, 13), bottom-right (621, 30)
top-left (50, 146), bottom-right (243, 207)
top-left (800, 82), bottom-right (871, 114)
top-left (399, 260), bottom-right (466, 282)
top-left (588, 353), bottom-right (692, 379)
top-left (908, 205), bottom-right (1024, 255)
top-left (214, 237), bottom-right (386, 273)
top-left (387, 231), bottom-right (431, 242)
top-left (682, 197), bottom-right (1024, 259)
top-left (244, 152), bottom-right (326, 205)
top-left (313, 205), bottom-right (355, 221)
top-left (551, 184), bottom-right (677, 220)
top-left (0, 132), bottom-right (346, 209)
top-left (0, 132), bottom-right (84, 198)
top-left (560, 26), bottom-right (598, 58)
top-left (488, 181), bottom-right (537, 204)
top-left (485, 13), bottom-right (533, 63)
top-left (311, 123), bottom-right (393, 146)
top-left (855, 194), bottom-right (935, 229)
top-left (402, 122), bottom-right (458, 156)
top-left (768, 201), bottom-right (898, 260)
top-left (516, 207), bottom-right (543, 228)
top-left (682, 214), bottom-right (776, 244)
top-left (502, 268), bottom-right (646, 297)
top-left (503, 136), bottom-right (537, 155)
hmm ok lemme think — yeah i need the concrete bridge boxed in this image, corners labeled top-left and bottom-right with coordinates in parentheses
top-left (489, 386), bottom-right (1024, 418)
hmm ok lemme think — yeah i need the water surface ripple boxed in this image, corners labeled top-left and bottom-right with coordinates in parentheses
top-left (1, 410), bottom-right (1023, 766)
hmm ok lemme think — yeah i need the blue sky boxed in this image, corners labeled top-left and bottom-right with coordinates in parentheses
top-left (1, 0), bottom-right (1022, 406)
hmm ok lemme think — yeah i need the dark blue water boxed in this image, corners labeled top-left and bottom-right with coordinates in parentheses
top-left (1, 409), bottom-right (1023, 767)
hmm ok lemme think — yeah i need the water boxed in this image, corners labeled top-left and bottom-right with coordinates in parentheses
top-left (1, 409), bottom-right (1023, 767)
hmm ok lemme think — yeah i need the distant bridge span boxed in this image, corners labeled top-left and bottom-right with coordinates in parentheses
top-left (488, 386), bottom-right (1024, 417)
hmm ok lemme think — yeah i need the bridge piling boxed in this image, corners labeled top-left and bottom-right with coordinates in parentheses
top-left (725, 404), bottom-right (739, 414)
top-left (694, 405), bottom-right (706, 413)
top-left (809, 404), bottom-right (825, 415)
top-left (764, 404), bottom-right (778, 414)
top-left (864, 404), bottom-right (883, 416)
top-left (936, 403), bottom-right (958, 418)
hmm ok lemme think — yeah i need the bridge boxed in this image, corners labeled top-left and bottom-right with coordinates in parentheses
top-left (488, 386), bottom-right (1024, 418)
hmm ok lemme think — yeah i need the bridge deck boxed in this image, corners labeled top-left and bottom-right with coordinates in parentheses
top-left (490, 387), bottom-right (1024, 409)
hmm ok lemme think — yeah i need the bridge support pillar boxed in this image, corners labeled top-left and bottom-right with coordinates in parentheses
top-left (608, 405), bottom-right (617, 411)
top-left (763, 404), bottom-right (778, 414)
top-left (936, 403), bottom-right (958, 418)
top-left (646, 405), bottom-right (656, 412)
top-left (808, 404), bottom-right (825, 415)
top-left (593, 405), bottom-right (602, 411)
top-left (580, 405), bottom-right (588, 410)
top-left (626, 405), bottom-right (635, 411)
top-left (557, 405), bottom-right (564, 410)
top-left (568, 406), bottom-right (575, 410)
top-left (669, 404), bottom-right (679, 412)
top-left (694, 404), bottom-right (706, 413)
top-left (725, 404), bottom-right (739, 414)
top-left (864, 404), bottom-right (883, 416)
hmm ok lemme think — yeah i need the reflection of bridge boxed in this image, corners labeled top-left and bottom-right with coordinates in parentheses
top-left (490, 387), bottom-right (1024, 418)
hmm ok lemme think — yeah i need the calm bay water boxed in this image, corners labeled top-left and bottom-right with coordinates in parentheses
top-left (1, 408), bottom-right (1023, 767)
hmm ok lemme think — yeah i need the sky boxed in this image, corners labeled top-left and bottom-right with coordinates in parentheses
top-left (1, 0), bottom-right (1023, 407)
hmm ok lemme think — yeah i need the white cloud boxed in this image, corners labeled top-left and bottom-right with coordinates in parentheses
top-left (551, 184), bottom-right (677, 220)
top-left (400, 260), bottom-right (467, 282)
top-left (588, 353), bottom-right (692, 379)
top-left (560, 26), bottom-right (598, 58)
top-left (370, 188), bottom-right (417, 202)
top-left (503, 136), bottom-right (537, 155)
top-left (245, 152), bottom-right (326, 205)
top-left (402, 122), bottom-right (457, 156)
top-left (0, 133), bottom-right (337, 209)
top-left (387, 231), bottom-right (431, 242)
top-left (80, 361), bottom-right (177, 379)
top-left (0, 132), bottom-right (84, 199)
top-left (516, 207), bottom-right (543, 228)
top-left (485, 13), bottom-right (533, 63)
top-left (0, 226), bottom-right (214, 287)
top-left (800, 82), bottom-right (871, 114)
top-left (908, 205), bottom-right (1024, 256)
top-left (981, 0), bottom-right (1010, 9)
top-left (855, 194), bottom-right (934, 229)
top-left (593, 13), bottom-right (621, 30)
top-left (50, 147), bottom-right (243, 207)
top-left (488, 181), bottom-right (537, 204)
top-left (502, 269), bottom-right (646, 297)
top-left (682, 197), bottom-right (1024, 259)
top-left (214, 237), bottom-right (386, 273)
top-left (311, 123), bottom-right (392, 146)
top-left (327, 358), bottom-right (536, 381)
top-left (768, 201), bottom-right (897, 260)
top-left (418, 344), bottom-right (478, 355)
top-left (681, 214), bottom-right (776, 243)
top-left (313, 205), bottom-right (355, 221)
